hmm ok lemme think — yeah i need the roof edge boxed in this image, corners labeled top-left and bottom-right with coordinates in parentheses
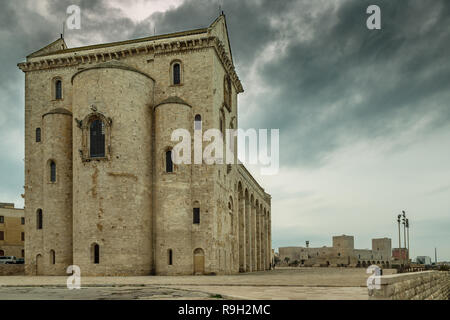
top-left (71, 60), bottom-right (155, 84)
top-left (42, 108), bottom-right (73, 117)
top-left (154, 96), bottom-right (192, 109)
top-left (33, 28), bottom-right (208, 59)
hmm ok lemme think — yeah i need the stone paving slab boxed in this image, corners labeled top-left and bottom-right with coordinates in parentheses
top-left (0, 268), bottom-right (385, 288)
top-left (0, 286), bottom-right (224, 300)
top-left (0, 268), bottom-right (381, 299)
top-left (173, 285), bottom-right (369, 300)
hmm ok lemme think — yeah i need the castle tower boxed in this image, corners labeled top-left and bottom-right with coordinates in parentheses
top-left (153, 97), bottom-right (193, 275)
top-left (71, 61), bottom-right (155, 276)
top-left (41, 108), bottom-right (73, 275)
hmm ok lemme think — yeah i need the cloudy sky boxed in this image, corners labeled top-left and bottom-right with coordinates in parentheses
top-left (1, 0), bottom-right (449, 260)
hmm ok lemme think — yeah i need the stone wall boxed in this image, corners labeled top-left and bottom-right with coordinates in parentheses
top-left (369, 271), bottom-right (450, 300)
top-left (0, 265), bottom-right (25, 276)
top-left (18, 14), bottom-right (271, 276)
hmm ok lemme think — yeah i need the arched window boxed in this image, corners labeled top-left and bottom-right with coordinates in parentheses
top-left (166, 150), bottom-right (173, 173)
top-left (92, 244), bottom-right (100, 264)
top-left (36, 209), bottom-right (43, 230)
top-left (194, 114), bottom-right (202, 131)
top-left (50, 250), bottom-right (55, 265)
top-left (55, 80), bottom-right (62, 100)
top-left (21, 250), bottom-right (24, 258)
top-left (0, 250), bottom-right (4, 257)
top-left (36, 128), bottom-right (41, 142)
top-left (168, 249), bottom-right (173, 265)
top-left (90, 119), bottom-right (106, 158)
top-left (50, 161), bottom-right (56, 182)
top-left (173, 63), bottom-right (181, 85)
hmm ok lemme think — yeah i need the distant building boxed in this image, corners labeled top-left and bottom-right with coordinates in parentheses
top-left (392, 248), bottom-right (409, 261)
top-left (0, 203), bottom-right (25, 258)
top-left (278, 235), bottom-right (392, 268)
top-left (416, 256), bottom-right (432, 265)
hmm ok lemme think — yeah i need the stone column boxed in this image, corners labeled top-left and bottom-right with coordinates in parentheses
top-left (251, 202), bottom-right (257, 271)
top-left (245, 194), bottom-right (251, 272)
top-left (238, 194), bottom-right (246, 273)
top-left (260, 209), bottom-right (266, 270)
top-left (264, 209), bottom-right (269, 270)
top-left (256, 206), bottom-right (261, 271)
top-left (268, 211), bottom-right (272, 269)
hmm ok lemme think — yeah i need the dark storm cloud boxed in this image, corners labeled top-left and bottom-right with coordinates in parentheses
top-left (1, 0), bottom-right (449, 193)
top-left (129, 0), bottom-right (450, 168)
top-left (250, 0), bottom-right (450, 167)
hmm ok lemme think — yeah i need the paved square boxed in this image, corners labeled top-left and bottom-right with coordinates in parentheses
top-left (0, 267), bottom-right (382, 300)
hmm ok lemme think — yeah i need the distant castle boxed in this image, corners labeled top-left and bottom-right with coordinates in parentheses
top-left (279, 235), bottom-right (392, 267)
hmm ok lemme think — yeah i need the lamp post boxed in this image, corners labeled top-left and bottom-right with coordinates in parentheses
top-left (397, 214), bottom-right (402, 250)
top-left (406, 218), bottom-right (410, 261)
top-left (402, 211), bottom-right (407, 261)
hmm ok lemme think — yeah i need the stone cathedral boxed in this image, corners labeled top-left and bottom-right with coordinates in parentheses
top-left (18, 15), bottom-right (272, 276)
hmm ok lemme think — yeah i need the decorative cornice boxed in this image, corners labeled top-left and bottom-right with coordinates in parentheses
top-left (17, 36), bottom-right (244, 94)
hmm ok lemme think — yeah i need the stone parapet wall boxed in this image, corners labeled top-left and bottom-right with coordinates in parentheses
top-left (0, 265), bottom-right (25, 276)
top-left (369, 271), bottom-right (450, 300)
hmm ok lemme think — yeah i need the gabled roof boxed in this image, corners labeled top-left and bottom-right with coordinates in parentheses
top-left (209, 13), bottom-right (233, 63)
top-left (27, 38), bottom-right (67, 58)
top-left (29, 28), bottom-right (208, 58)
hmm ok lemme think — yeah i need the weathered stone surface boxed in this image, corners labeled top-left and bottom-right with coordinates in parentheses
top-left (369, 271), bottom-right (450, 300)
top-left (18, 15), bottom-right (271, 276)
top-left (0, 265), bottom-right (24, 276)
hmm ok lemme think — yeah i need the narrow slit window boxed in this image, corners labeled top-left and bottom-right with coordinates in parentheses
top-left (166, 150), bottom-right (173, 173)
top-left (55, 80), bottom-right (62, 100)
top-left (194, 114), bottom-right (202, 131)
top-left (37, 210), bottom-right (43, 230)
top-left (50, 250), bottom-right (55, 265)
top-left (93, 244), bottom-right (100, 264)
top-left (173, 63), bottom-right (181, 85)
top-left (36, 128), bottom-right (41, 142)
top-left (50, 161), bottom-right (56, 182)
top-left (193, 208), bottom-right (200, 224)
top-left (168, 249), bottom-right (173, 265)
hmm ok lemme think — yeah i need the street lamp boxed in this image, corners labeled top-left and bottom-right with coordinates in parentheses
top-left (406, 218), bottom-right (410, 261)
